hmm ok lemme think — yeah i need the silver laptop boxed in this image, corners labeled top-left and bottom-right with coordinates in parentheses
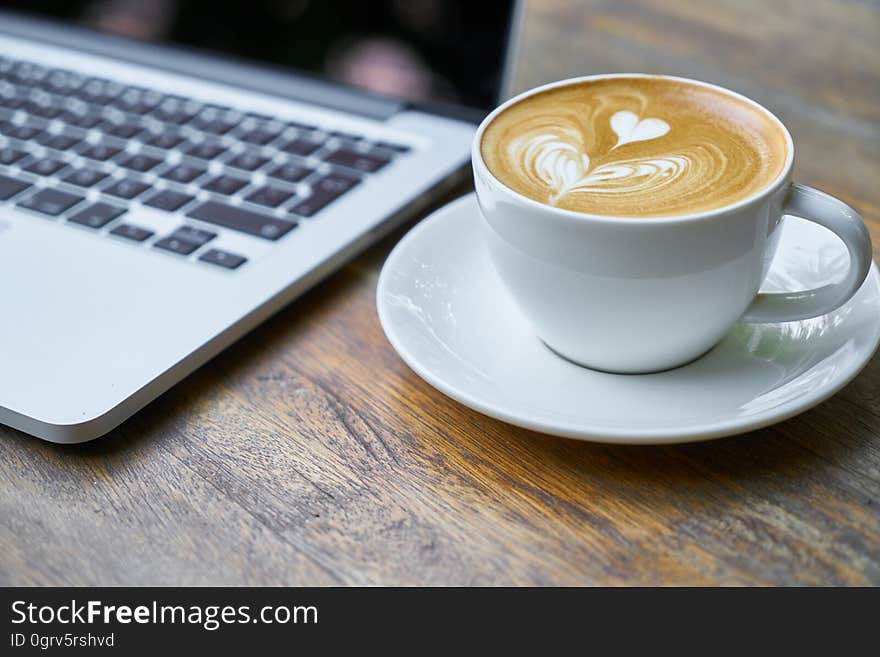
top-left (0, 2), bottom-right (522, 442)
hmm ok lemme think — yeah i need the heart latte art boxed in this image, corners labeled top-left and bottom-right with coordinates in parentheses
top-left (521, 111), bottom-right (677, 204)
top-left (480, 77), bottom-right (787, 217)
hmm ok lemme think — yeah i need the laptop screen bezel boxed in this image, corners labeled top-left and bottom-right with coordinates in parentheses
top-left (0, 1), bottom-right (523, 123)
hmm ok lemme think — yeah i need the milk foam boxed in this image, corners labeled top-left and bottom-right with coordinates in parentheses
top-left (480, 77), bottom-right (787, 217)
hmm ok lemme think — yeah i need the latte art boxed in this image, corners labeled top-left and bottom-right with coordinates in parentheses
top-left (518, 121), bottom-right (701, 204)
top-left (609, 110), bottom-right (670, 148)
top-left (480, 77), bottom-right (787, 217)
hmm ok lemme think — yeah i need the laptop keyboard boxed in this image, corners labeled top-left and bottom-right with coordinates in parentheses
top-left (0, 55), bottom-right (412, 271)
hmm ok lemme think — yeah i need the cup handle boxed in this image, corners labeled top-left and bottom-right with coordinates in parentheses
top-left (741, 183), bottom-right (873, 323)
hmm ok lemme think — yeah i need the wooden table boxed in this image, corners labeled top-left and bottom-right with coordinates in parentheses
top-left (2, 0), bottom-right (878, 586)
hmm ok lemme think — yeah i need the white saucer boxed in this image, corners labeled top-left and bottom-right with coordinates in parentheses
top-left (377, 194), bottom-right (880, 444)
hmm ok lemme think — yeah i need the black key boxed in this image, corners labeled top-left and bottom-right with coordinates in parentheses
top-left (239, 125), bottom-right (282, 145)
top-left (0, 147), bottom-right (27, 165)
top-left (61, 110), bottom-right (103, 129)
top-left (143, 189), bottom-right (195, 212)
top-left (280, 138), bottom-right (322, 156)
top-left (110, 223), bottom-right (153, 242)
top-left (76, 78), bottom-right (121, 105)
top-left (24, 100), bottom-right (64, 119)
top-left (374, 141), bottom-right (411, 153)
top-left (152, 99), bottom-right (199, 124)
top-left (17, 187), bottom-right (83, 216)
top-left (119, 154), bottom-right (163, 172)
top-left (26, 105), bottom-right (64, 120)
top-left (153, 236), bottom-right (200, 256)
top-left (191, 114), bottom-right (238, 135)
top-left (245, 185), bottom-right (293, 208)
top-left (0, 173), bottom-right (30, 200)
top-left (170, 225), bottom-right (216, 246)
top-left (12, 62), bottom-right (48, 86)
top-left (99, 79), bottom-right (126, 100)
top-left (101, 120), bottom-right (144, 139)
top-left (227, 152), bottom-right (270, 171)
top-left (0, 93), bottom-right (26, 110)
top-left (103, 178), bottom-right (150, 199)
top-left (0, 78), bottom-right (22, 94)
top-left (184, 141), bottom-right (226, 161)
top-left (199, 248), bottom-right (247, 270)
top-left (144, 131), bottom-right (187, 150)
top-left (186, 201), bottom-right (296, 240)
top-left (40, 69), bottom-right (84, 95)
top-left (290, 171), bottom-right (360, 217)
top-left (2, 123), bottom-right (42, 140)
top-left (245, 112), bottom-right (272, 122)
top-left (328, 130), bottom-right (363, 142)
top-left (38, 133), bottom-right (82, 151)
top-left (122, 97), bottom-right (163, 115)
top-left (286, 120), bottom-right (318, 131)
top-left (21, 82), bottom-right (52, 97)
top-left (113, 88), bottom-right (162, 114)
top-left (324, 147), bottom-right (390, 173)
top-left (317, 170), bottom-right (361, 191)
top-left (10, 75), bottom-right (42, 89)
top-left (67, 202), bottom-right (125, 228)
top-left (160, 163), bottom-right (206, 184)
top-left (202, 174), bottom-right (247, 196)
top-left (61, 97), bottom-right (96, 115)
top-left (202, 104), bottom-right (233, 115)
top-left (78, 142), bottom-right (122, 161)
top-left (268, 161), bottom-right (313, 183)
top-left (153, 108), bottom-right (198, 125)
top-left (62, 167), bottom-right (109, 188)
top-left (23, 158), bottom-right (67, 177)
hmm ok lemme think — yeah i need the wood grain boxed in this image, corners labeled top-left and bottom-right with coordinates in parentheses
top-left (1, 0), bottom-right (878, 585)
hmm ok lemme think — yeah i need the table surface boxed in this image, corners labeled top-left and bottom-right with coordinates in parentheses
top-left (2, 0), bottom-right (879, 586)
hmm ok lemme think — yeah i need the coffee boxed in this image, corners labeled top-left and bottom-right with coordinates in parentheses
top-left (480, 76), bottom-right (787, 217)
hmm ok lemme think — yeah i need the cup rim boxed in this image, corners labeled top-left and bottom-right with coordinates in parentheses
top-left (472, 73), bottom-right (795, 224)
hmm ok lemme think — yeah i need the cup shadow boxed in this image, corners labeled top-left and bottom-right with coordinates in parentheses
top-left (390, 347), bottom-right (880, 492)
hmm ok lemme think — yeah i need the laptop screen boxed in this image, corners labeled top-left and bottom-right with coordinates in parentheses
top-left (2, 0), bottom-right (517, 111)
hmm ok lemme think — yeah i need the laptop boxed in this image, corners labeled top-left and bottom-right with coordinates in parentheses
top-left (0, 1), bottom-right (522, 442)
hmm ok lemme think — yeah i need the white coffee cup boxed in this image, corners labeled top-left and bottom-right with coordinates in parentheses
top-left (472, 75), bottom-right (873, 373)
